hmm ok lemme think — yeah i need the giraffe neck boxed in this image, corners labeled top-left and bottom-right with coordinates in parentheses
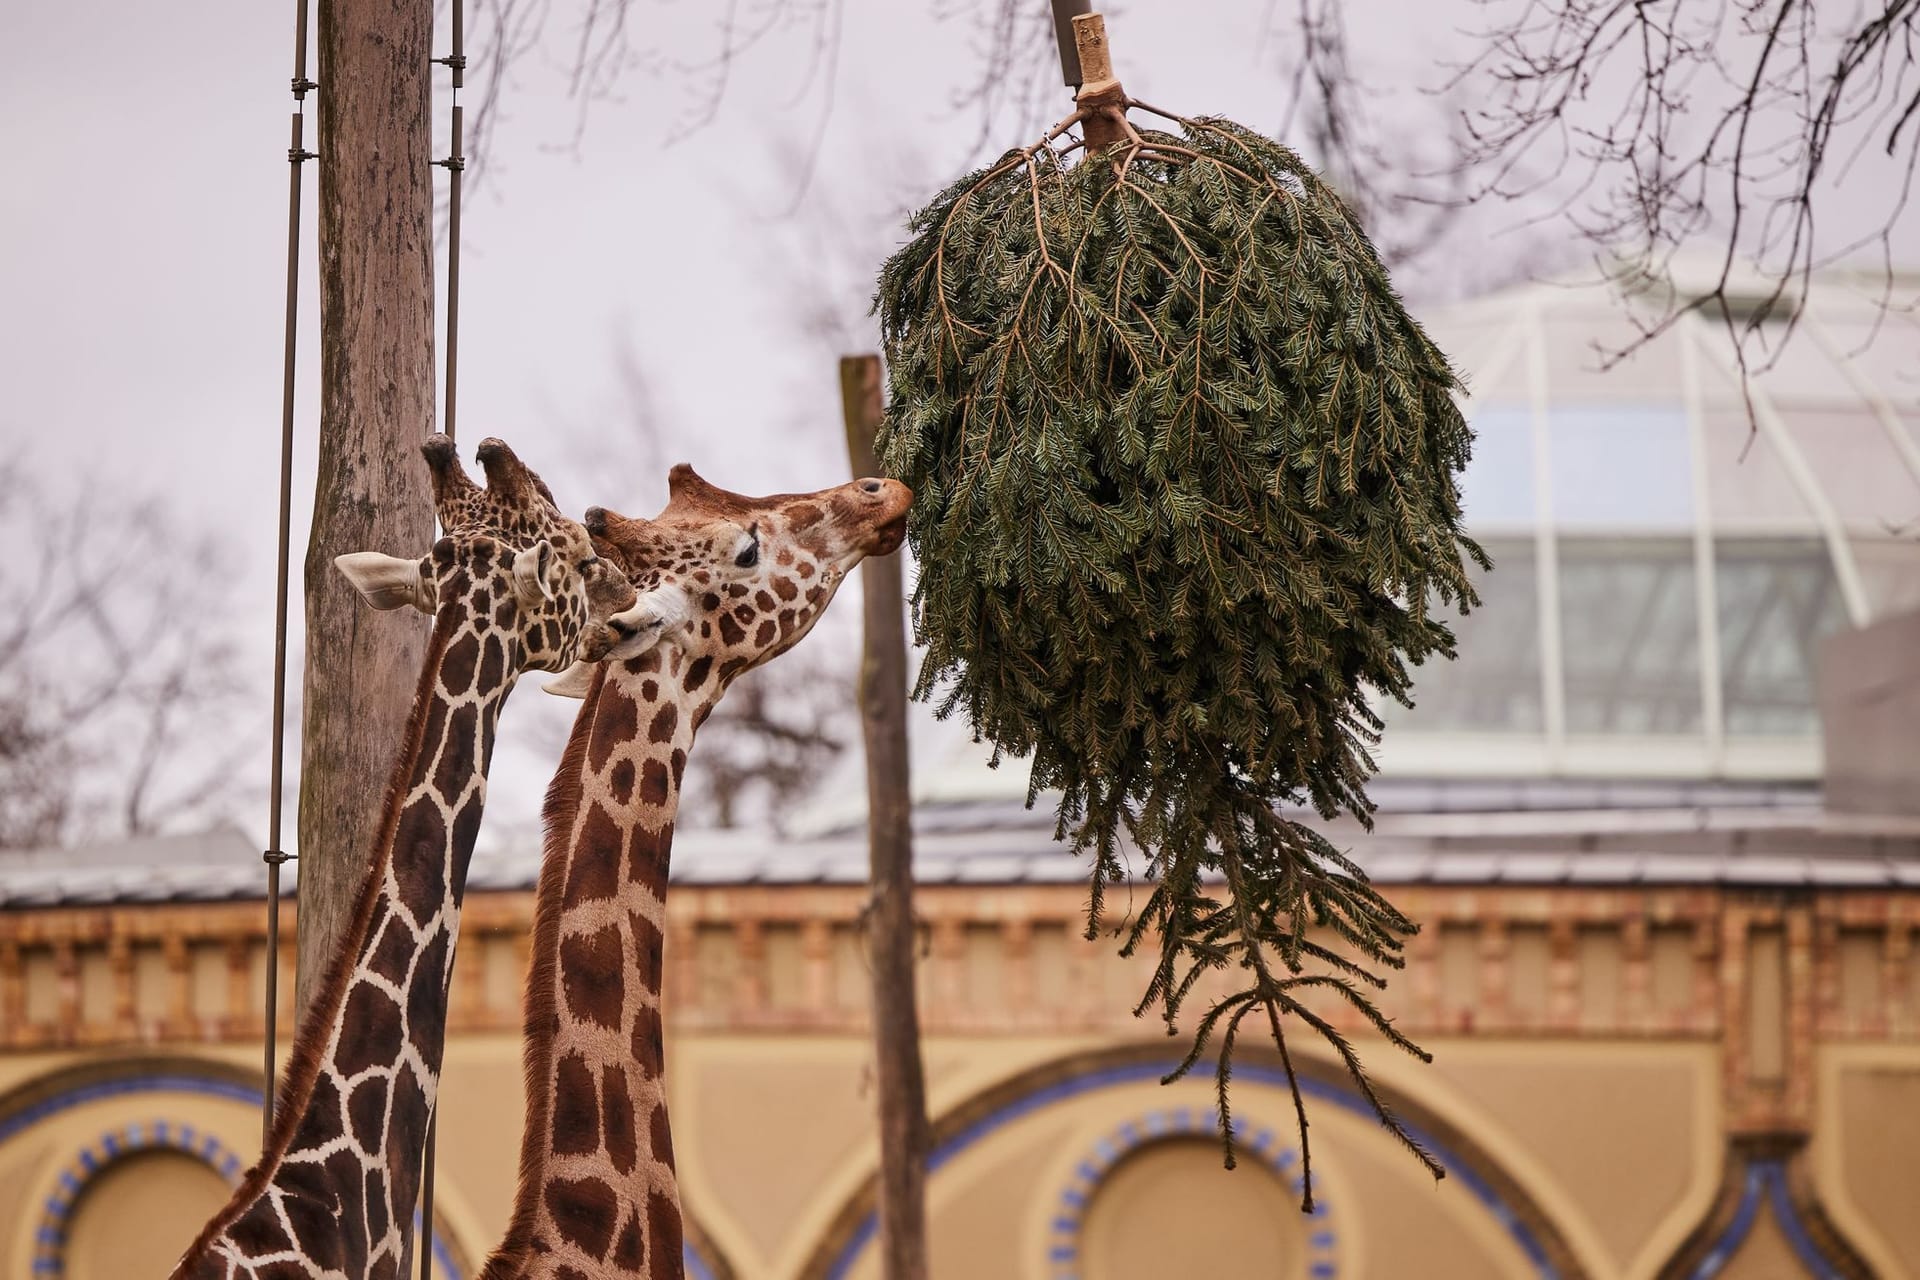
top-left (176, 609), bottom-right (516, 1280)
top-left (484, 651), bottom-right (706, 1280)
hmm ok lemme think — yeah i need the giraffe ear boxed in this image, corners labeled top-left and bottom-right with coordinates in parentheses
top-left (335, 552), bottom-right (435, 613)
top-left (603, 583), bottom-right (692, 661)
top-left (511, 540), bottom-right (554, 610)
top-left (542, 660), bottom-right (599, 699)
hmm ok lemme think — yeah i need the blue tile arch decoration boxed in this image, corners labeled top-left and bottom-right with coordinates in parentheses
top-left (1685, 1160), bottom-right (1849, 1280)
top-left (822, 1057), bottom-right (1566, 1280)
top-left (1041, 1106), bottom-right (1340, 1280)
top-left (8, 1073), bottom-right (464, 1280)
top-left (0, 1064), bottom-right (727, 1280)
top-left (30, 1118), bottom-right (248, 1277)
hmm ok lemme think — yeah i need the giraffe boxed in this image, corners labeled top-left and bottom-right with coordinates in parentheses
top-left (479, 464), bottom-right (913, 1280)
top-left (173, 435), bottom-right (684, 1280)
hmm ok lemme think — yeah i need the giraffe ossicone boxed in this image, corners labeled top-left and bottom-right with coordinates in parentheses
top-left (481, 464), bottom-right (910, 1280)
top-left (173, 435), bottom-right (674, 1280)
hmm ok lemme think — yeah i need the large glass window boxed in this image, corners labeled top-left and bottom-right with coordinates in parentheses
top-left (1457, 406), bottom-right (1536, 530)
top-left (1392, 537), bottom-right (1545, 733)
top-left (1549, 406), bottom-right (1694, 530)
top-left (1715, 539), bottom-right (1849, 735)
top-left (1559, 538), bottom-right (1704, 734)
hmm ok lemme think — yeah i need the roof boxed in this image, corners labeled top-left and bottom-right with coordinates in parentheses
top-left (6, 791), bottom-right (1919, 910)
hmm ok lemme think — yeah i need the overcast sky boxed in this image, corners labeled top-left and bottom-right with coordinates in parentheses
top-left (0, 1), bottom-right (1471, 849)
top-left (4, 1), bottom-right (1915, 851)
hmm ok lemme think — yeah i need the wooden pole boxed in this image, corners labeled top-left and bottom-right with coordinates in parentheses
top-left (298, 0), bottom-right (437, 1015)
top-left (840, 354), bottom-right (930, 1280)
top-left (1072, 13), bottom-right (1128, 152)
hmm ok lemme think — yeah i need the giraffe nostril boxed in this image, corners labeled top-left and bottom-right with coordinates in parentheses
top-left (860, 479), bottom-right (885, 494)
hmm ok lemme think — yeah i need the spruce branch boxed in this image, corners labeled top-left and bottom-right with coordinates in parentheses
top-left (876, 99), bottom-right (1477, 1210)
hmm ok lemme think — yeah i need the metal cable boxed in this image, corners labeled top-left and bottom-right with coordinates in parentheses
top-left (261, 0), bottom-right (317, 1148)
top-left (420, 7), bottom-right (466, 1273)
top-left (257, 1), bottom-right (462, 1268)
top-left (436, 0), bottom-right (465, 442)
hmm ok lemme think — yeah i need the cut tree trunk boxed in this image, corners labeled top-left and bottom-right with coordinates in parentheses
top-left (841, 354), bottom-right (931, 1280)
top-left (296, 0), bottom-right (438, 1017)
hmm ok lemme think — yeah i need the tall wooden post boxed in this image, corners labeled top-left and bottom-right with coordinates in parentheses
top-left (296, 0), bottom-right (438, 1017)
top-left (841, 354), bottom-right (931, 1280)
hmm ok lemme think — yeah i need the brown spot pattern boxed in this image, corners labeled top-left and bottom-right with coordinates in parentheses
top-left (545, 1177), bottom-right (619, 1258)
top-left (440, 632), bottom-right (479, 696)
top-left (390, 798), bottom-right (447, 920)
top-left (431, 702), bottom-right (478, 805)
top-left (348, 1076), bottom-right (389, 1155)
top-left (563, 803), bottom-right (623, 907)
top-left (602, 1063), bottom-right (638, 1175)
top-left (589, 689), bottom-right (638, 773)
top-left (630, 910), bottom-right (664, 990)
top-left (335, 986), bottom-right (405, 1076)
top-left (650, 1103), bottom-right (676, 1170)
top-left (628, 823), bottom-right (670, 891)
top-left (552, 1053), bottom-right (601, 1155)
top-left (648, 1189), bottom-right (684, 1274)
top-left (631, 1004), bottom-right (664, 1073)
top-left (365, 913), bottom-right (411, 987)
top-left (608, 758), bottom-right (635, 806)
top-left (560, 925), bottom-right (625, 1028)
top-left (611, 1210), bottom-right (645, 1270)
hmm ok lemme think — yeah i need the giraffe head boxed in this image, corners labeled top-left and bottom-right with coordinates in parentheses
top-left (549, 464), bottom-right (911, 698)
top-left (335, 435), bottom-right (680, 674)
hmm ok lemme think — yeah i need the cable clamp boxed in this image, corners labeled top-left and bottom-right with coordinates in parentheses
top-left (435, 155), bottom-right (466, 172)
top-left (291, 76), bottom-right (318, 97)
top-left (433, 54), bottom-right (467, 71)
top-left (288, 147), bottom-right (317, 164)
top-left (262, 848), bottom-right (296, 865)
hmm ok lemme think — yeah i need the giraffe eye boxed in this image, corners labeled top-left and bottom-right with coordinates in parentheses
top-left (734, 527), bottom-right (760, 569)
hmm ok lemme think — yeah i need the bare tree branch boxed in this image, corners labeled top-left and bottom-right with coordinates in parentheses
top-left (1437, 0), bottom-right (1920, 374)
top-left (0, 464), bottom-right (252, 849)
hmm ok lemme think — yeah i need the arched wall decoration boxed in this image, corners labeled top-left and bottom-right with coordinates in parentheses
top-left (811, 1048), bottom-right (1581, 1280)
top-left (1042, 1107), bottom-right (1340, 1280)
top-left (31, 1119), bottom-right (247, 1277)
top-left (0, 1059), bottom-right (728, 1280)
top-left (0, 1067), bottom-right (467, 1280)
top-left (1681, 1160), bottom-right (1858, 1280)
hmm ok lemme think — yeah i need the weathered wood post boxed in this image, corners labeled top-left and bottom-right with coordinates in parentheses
top-left (295, 0), bottom-right (439, 1016)
top-left (841, 353), bottom-right (931, 1280)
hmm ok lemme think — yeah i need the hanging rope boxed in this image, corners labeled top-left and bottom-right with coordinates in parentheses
top-left (260, 0), bottom-right (317, 1148)
top-left (419, 8), bottom-right (466, 1274)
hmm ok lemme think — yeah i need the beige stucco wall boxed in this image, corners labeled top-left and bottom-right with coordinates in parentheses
top-left (3, 882), bottom-right (1914, 1278)
top-left (0, 1033), bottom-right (1724, 1280)
top-left (1813, 1044), bottom-right (1920, 1280)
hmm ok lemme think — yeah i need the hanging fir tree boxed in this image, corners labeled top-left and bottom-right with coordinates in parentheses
top-left (874, 14), bottom-right (1481, 1206)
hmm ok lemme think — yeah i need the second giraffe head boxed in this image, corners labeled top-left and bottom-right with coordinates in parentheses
top-left (546, 464), bottom-right (912, 698)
